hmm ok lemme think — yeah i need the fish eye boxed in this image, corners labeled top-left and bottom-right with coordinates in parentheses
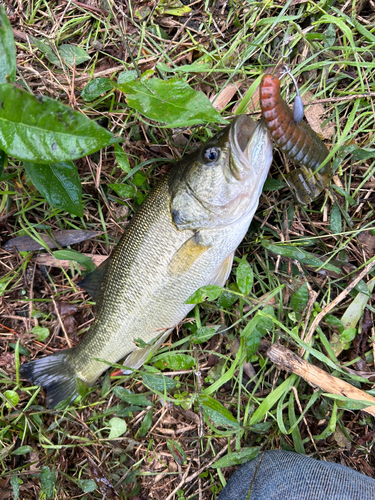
top-left (203, 146), bottom-right (220, 164)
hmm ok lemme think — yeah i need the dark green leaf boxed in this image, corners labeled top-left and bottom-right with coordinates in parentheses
top-left (290, 282), bottom-right (309, 313)
top-left (30, 36), bottom-right (61, 66)
top-left (53, 249), bottom-right (96, 273)
top-left (138, 408), bottom-right (153, 437)
top-left (109, 183), bottom-right (136, 199)
top-left (236, 257), bottom-right (253, 294)
top-left (324, 24), bottom-right (336, 48)
top-left (117, 70), bottom-right (138, 84)
top-left (81, 78), bottom-right (116, 102)
top-left (133, 171), bottom-right (147, 186)
top-left (212, 447), bottom-right (259, 468)
top-left (167, 439), bottom-right (187, 465)
top-left (192, 326), bottom-right (218, 344)
top-left (330, 203), bottom-right (342, 234)
top-left (114, 144), bottom-right (131, 172)
top-left (199, 395), bottom-right (239, 428)
top-left (118, 77), bottom-right (226, 127)
top-left (324, 314), bottom-right (344, 334)
top-left (58, 44), bottom-right (90, 66)
top-left (0, 83), bottom-right (114, 163)
top-left (142, 373), bottom-right (177, 391)
top-left (113, 387), bottom-right (154, 406)
top-left (4, 389), bottom-right (19, 406)
top-left (185, 285), bottom-right (223, 304)
top-left (217, 286), bottom-right (238, 309)
top-left (263, 178), bottom-right (286, 191)
top-left (78, 479), bottom-right (97, 493)
top-left (24, 161), bottom-right (83, 216)
top-left (262, 241), bottom-right (342, 274)
top-left (12, 445), bottom-right (32, 455)
top-left (153, 353), bottom-right (195, 370)
top-left (9, 343), bottom-right (30, 356)
top-left (40, 466), bottom-right (56, 499)
top-left (0, 6), bottom-right (16, 83)
top-left (246, 328), bottom-right (262, 358)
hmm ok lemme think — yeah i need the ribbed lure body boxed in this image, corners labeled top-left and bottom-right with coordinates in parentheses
top-left (260, 74), bottom-right (331, 205)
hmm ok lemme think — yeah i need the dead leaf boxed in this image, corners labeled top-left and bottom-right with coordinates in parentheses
top-left (211, 82), bottom-right (242, 111)
top-left (3, 230), bottom-right (100, 252)
top-left (32, 253), bottom-right (107, 269)
top-left (358, 230), bottom-right (375, 258)
top-left (302, 90), bottom-right (335, 140)
top-left (86, 455), bottom-right (120, 499)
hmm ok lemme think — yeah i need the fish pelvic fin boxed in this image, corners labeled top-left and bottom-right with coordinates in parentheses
top-left (19, 349), bottom-right (78, 409)
top-left (168, 235), bottom-right (210, 276)
top-left (210, 252), bottom-right (235, 287)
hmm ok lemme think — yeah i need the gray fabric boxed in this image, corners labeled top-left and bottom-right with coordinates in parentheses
top-left (217, 450), bottom-right (375, 500)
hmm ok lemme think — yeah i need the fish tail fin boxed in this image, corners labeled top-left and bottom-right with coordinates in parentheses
top-left (19, 349), bottom-right (78, 409)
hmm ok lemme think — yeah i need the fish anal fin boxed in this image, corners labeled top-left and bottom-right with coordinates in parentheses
top-left (78, 258), bottom-right (109, 303)
top-left (210, 252), bottom-right (235, 287)
top-left (121, 329), bottom-right (172, 374)
top-left (168, 236), bottom-right (210, 276)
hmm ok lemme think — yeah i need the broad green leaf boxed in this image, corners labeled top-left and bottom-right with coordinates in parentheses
top-left (0, 84), bottom-right (114, 163)
top-left (290, 282), bottom-right (309, 313)
top-left (4, 389), bottom-right (19, 407)
top-left (217, 286), bottom-right (238, 309)
top-left (117, 70), bottom-right (138, 84)
top-left (30, 36), bottom-right (61, 67)
top-left (114, 144), bottom-right (131, 172)
top-left (9, 343), bottom-right (30, 356)
top-left (78, 479), bottom-right (97, 493)
top-left (212, 447), bottom-right (259, 468)
top-left (167, 439), bottom-right (187, 465)
top-left (156, 0), bottom-right (191, 16)
top-left (339, 327), bottom-right (357, 344)
top-left (0, 6), bottom-right (16, 82)
top-left (113, 387), bottom-right (153, 406)
top-left (24, 160), bottom-right (83, 216)
top-left (31, 326), bottom-right (49, 342)
top-left (12, 445), bottom-right (32, 455)
top-left (236, 256), bottom-right (253, 294)
top-left (53, 249), bottom-right (96, 272)
top-left (107, 417), bottom-right (127, 439)
top-left (118, 77), bottom-right (226, 127)
top-left (330, 202), bottom-right (342, 234)
top-left (246, 328), bottom-right (262, 358)
top-left (324, 23), bottom-right (336, 48)
top-left (58, 44), bottom-right (90, 66)
top-left (109, 183), bottom-right (135, 199)
top-left (185, 285), bottom-right (223, 304)
top-left (142, 373), bottom-right (177, 391)
top-left (199, 395), bottom-right (239, 428)
top-left (40, 466), bottom-right (56, 500)
top-left (81, 78), bottom-right (116, 102)
top-left (153, 353), bottom-right (195, 370)
top-left (324, 314), bottom-right (344, 334)
top-left (192, 326), bottom-right (218, 344)
top-left (263, 178), bottom-right (286, 191)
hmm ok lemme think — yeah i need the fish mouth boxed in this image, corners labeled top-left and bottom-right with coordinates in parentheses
top-left (228, 115), bottom-right (273, 180)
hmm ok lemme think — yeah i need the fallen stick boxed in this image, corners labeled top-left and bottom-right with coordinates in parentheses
top-left (267, 343), bottom-right (375, 417)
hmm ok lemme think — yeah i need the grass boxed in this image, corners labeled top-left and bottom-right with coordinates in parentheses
top-left (1, 0), bottom-right (375, 498)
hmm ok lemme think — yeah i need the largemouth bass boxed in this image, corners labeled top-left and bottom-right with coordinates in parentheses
top-left (20, 115), bottom-right (273, 408)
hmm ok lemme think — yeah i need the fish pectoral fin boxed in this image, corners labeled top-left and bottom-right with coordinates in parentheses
top-left (168, 235), bottom-right (211, 276)
top-left (210, 252), bottom-right (235, 287)
top-left (78, 258), bottom-right (110, 303)
top-left (122, 329), bottom-right (172, 374)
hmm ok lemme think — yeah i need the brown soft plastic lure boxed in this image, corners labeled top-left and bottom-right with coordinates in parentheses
top-left (260, 74), bottom-right (331, 205)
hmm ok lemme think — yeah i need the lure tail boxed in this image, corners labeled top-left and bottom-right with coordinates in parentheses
top-left (20, 349), bottom-right (78, 409)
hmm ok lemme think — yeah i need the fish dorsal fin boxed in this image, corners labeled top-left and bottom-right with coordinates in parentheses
top-left (210, 251), bottom-right (235, 287)
top-left (168, 234), bottom-right (211, 276)
top-left (121, 329), bottom-right (173, 374)
top-left (78, 258), bottom-right (110, 303)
